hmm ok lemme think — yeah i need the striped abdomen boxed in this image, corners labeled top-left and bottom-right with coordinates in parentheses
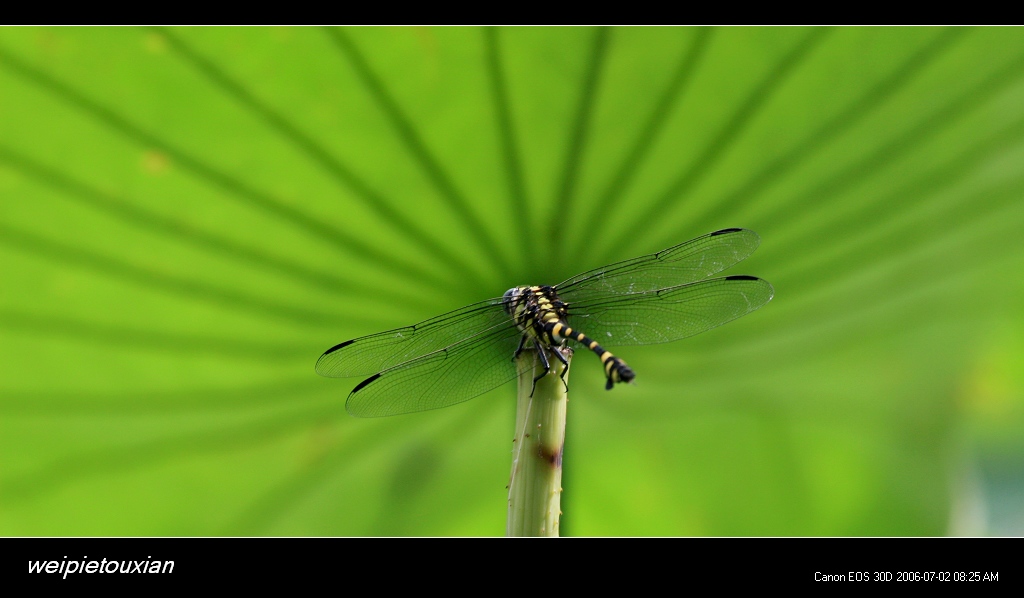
top-left (545, 320), bottom-right (635, 390)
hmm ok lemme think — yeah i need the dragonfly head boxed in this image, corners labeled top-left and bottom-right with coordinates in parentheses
top-left (502, 287), bottom-right (522, 315)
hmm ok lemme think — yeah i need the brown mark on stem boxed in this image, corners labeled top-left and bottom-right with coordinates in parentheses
top-left (538, 443), bottom-right (563, 468)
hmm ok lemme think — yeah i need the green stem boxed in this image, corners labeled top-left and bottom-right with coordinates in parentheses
top-left (507, 347), bottom-right (571, 537)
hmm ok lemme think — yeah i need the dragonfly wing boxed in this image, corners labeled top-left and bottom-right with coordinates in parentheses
top-left (566, 276), bottom-right (774, 347)
top-left (345, 323), bottom-right (524, 417)
top-left (556, 228), bottom-right (761, 302)
top-left (316, 297), bottom-right (511, 378)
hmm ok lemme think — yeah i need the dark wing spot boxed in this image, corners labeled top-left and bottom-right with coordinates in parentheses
top-left (711, 227), bottom-right (744, 235)
top-left (725, 275), bottom-right (760, 281)
top-left (323, 339), bottom-right (356, 355)
top-left (352, 373), bottom-right (382, 393)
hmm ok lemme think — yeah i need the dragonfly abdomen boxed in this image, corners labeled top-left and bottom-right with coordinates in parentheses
top-left (547, 321), bottom-right (635, 390)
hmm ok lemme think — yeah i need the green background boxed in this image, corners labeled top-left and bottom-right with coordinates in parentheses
top-left (1, 26), bottom-right (1022, 536)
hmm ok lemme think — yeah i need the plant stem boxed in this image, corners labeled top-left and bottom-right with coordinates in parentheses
top-left (507, 346), bottom-right (571, 537)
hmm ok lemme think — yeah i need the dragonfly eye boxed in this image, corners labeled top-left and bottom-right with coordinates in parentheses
top-left (502, 287), bottom-right (520, 314)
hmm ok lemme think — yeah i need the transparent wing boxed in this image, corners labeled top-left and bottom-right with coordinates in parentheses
top-left (556, 228), bottom-right (761, 303)
top-left (345, 324), bottom-right (525, 417)
top-left (315, 296), bottom-right (510, 378)
top-left (565, 276), bottom-right (774, 347)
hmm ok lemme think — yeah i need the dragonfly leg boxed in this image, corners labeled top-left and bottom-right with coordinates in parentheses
top-left (529, 340), bottom-right (552, 397)
top-left (512, 334), bottom-right (528, 361)
top-left (550, 346), bottom-right (570, 391)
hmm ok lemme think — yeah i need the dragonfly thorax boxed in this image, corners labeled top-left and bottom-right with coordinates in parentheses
top-left (504, 285), bottom-right (568, 346)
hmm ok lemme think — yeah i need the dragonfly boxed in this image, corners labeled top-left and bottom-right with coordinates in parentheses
top-left (317, 228), bottom-right (774, 417)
